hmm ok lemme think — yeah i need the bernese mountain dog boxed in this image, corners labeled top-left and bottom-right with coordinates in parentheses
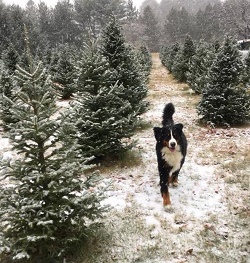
top-left (153, 103), bottom-right (187, 209)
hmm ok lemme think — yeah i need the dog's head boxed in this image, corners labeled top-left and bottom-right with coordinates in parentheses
top-left (153, 124), bottom-right (183, 152)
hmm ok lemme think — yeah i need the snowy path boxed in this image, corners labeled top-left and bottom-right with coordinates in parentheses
top-left (104, 53), bottom-right (226, 219)
top-left (99, 53), bottom-right (249, 263)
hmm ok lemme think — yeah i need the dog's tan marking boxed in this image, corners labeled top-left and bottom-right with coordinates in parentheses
top-left (162, 192), bottom-right (171, 206)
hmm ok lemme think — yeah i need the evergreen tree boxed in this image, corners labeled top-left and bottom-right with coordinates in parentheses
top-left (51, 44), bottom-right (78, 99)
top-left (172, 35), bottom-right (196, 82)
top-left (100, 16), bottom-right (148, 117)
top-left (0, 32), bottom-right (108, 262)
top-left (71, 43), bottom-right (136, 160)
top-left (241, 50), bottom-right (250, 87)
top-left (197, 36), bottom-right (250, 126)
top-left (164, 7), bottom-right (193, 44)
top-left (0, 47), bottom-right (19, 130)
top-left (140, 5), bottom-right (160, 52)
top-left (186, 41), bottom-right (217, 94)
top-left (136, 44), bottom-right (152, 81)
top-left (160, 42), bottom-right (180, 73)
top-left (122, 0), bottom-right (140, 45)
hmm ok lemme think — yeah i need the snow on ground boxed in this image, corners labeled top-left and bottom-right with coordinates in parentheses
top-left (98, 54), bottom-right (249, 262)
top-left (103, 54), bottom-right (226, 221)
top-left (0, 54), bottom-right (249, 262)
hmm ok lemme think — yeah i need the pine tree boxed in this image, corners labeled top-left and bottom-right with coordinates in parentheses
top-left (0, 47), bottom-right (19, 130)
top-left (241, 50), bottom-right (250, 87)
top-left (186, 41), bottom-right (217, 94)
top-left (71, 43), bottom-right (136, 160)
top-left (0, 30), bottom-right (108, 262)
top-left (197, 36), bottom-right (250, 126)
top-left (140, 5), bottom-right (160, 52)
top-left (99, 16), bottom-right (148, 117)
top-left (51, 44), bottom-right (78, 99)
top-left (172, 35), bottom-right (196, 82)
top-left (160, 42), bottom-right (180, 73)
top-left (136, 44), bottom-right (152, 81)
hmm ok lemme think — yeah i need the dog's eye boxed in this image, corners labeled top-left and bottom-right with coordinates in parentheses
top-left (162, 131), bottom-right (171, 140)
top-left (172, 130), bottom-right (180, 139)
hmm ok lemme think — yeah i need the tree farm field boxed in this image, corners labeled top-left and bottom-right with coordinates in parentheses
top-left (73, 53), bottom-right (250, 263)
top-left (1, 54), bottom-right (249, 263)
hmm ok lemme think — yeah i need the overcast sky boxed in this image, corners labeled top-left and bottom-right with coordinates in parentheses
top-left (2, 0), bottom-right (154, 9)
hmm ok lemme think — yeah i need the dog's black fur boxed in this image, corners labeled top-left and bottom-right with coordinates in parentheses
top-left (153, 103), bottom-right (187, 208)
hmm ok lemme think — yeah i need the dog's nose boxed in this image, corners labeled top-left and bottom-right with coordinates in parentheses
top-left (170, 142), bottom-right (176, 148)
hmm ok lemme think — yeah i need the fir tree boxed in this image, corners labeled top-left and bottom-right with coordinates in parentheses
top-left (51, 44), bottom-right (78, 99)
top-left (0, 31), bottom-right (108, 262)
top-left (172, 35), bottom-right (196, 82)
top-left (71, 43), bottom-right (136, 160)
top-left (99, 16), bottom-right (148, 117)
top-left (197, 36), bottom-right (250, 126)
top-left (186, 41), bottom-right (217, 94)
top-left (136, 44), bottom-right (152, 81)
top-left (160, 42), bottom-right (180, 73)
top-left (241, 50), bottom-right (250, 87)
top-left (140, 5), bottom-right (160, 52)
top-left (0, 47), bottom-right (19, 130)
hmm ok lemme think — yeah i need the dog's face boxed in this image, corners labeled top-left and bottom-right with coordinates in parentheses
top-left (154, 124), bottom-right (183, 152)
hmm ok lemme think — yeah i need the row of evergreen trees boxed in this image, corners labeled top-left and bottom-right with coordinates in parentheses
top-left (0, 17), bottom-right (151, 262)
top-left (160, 35), bottom-right (250, 126)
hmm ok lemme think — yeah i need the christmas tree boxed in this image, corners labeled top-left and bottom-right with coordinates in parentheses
top-left (186, 41), bottom-right (217, 94)
top-left (197, 36), bottom-right (250, 126)
top-left (172, 35), bottom-right (196, 82)
top-left (160, 42), bottom-right (180, 73)
top-left (99, 16), bottom-right (148, 116)
top-left (136, 44), bottom-right (152, 81)
top-left (51, 44), bottom-right (78, 99)
top-left (241, 50), bottom-right (250, 87)
top-left (71, 43), bottom-right (136, 160)
top-left (0, 29), bottom-right (108, 262)
top-left (0, 47), bottom-right (19, 130)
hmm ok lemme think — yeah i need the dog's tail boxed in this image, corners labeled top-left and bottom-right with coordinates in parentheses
top-left (162, 103), bottom-right (175, 126)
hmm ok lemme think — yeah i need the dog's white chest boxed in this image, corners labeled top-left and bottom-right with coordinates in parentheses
top-left (161, 147), bottom-right (183, 175)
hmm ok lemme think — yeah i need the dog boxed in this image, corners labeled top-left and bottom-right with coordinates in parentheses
top-left (153, 103), bottom-right (187, 209)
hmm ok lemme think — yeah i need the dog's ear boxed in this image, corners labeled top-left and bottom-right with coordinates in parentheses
top-left (153, 127), bottom-right (162, 141)
top-left (175, 123), bottom-right (183, 130)
top-left (174, 123), bottom-right (183, 134)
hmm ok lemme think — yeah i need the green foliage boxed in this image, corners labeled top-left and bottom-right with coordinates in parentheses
top-left (50, 44), bottom-right (78, 100)
top-left (71, 44), bottom-right (136, 160)
top-left (164, 7), bottom-right (193, 43)
top-left (241, 50), bottom-right (250, 87)
top-left (186, 41), bottom-right (218, 94)
top-left (0, 44), bottom-right (108, 261)
top-left (0, 47), bottom-right (20, 130)
top-left (172, 35), bottom-right (196, 82)
top-left (140, 5), bottom-right (160, 52)
top-left (160, 42), bottom-right (180, 73)
top-left (136, 44), bottom-right (152, 81)
top-left (100, 16), bottom-right (149, 117)
top-left (198, 36), bottom-right (250, 126)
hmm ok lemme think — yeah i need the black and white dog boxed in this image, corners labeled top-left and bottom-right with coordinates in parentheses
top-left (153, 103), bottom-right (187, 209)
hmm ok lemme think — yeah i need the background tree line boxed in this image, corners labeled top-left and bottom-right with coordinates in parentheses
top-left (160, 35), bottom-right (250, 127)
top-left (1, 0), bottom-right (250, 55)
top-left (139, 0), bottom-right (250, 51)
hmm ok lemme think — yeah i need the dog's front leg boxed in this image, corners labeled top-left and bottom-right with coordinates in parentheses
top-left (159, 168), bottom-right (171, 208)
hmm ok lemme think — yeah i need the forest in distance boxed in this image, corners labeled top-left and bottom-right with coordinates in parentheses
top-left (0, 0), bottom-right (249, 54)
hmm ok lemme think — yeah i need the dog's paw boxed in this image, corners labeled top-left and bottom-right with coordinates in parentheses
top-left (164, 204), bottom-right (173, 212)
top-left (172, 182), bottom-right (178, 187)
